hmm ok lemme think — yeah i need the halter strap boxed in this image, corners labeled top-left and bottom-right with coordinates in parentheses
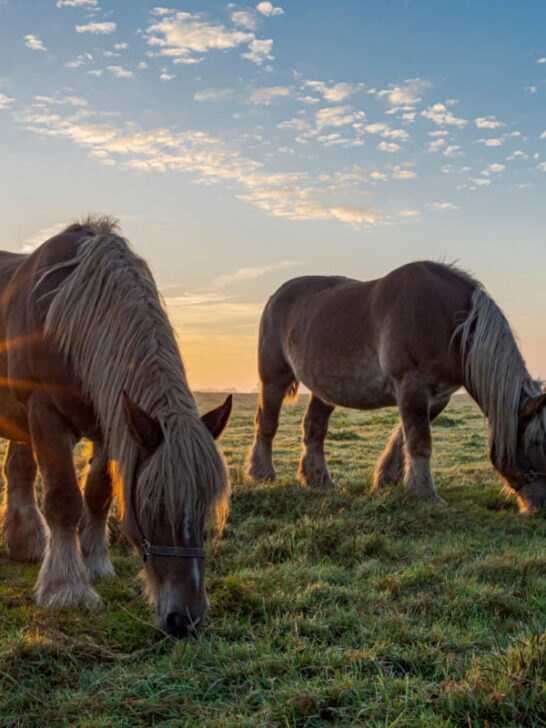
top-left (513, 454), bottom-right (546, 492)
top-left (129, 466), bottom-right (205, 562)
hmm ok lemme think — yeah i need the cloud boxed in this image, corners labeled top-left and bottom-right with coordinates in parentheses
top-left (481, 162), bottom-right (506, 175)
top-left (256, 2), bottom-right (284, 16)
top-left (391, 167), bottom-right (417, 179)
top-left (443, 144), bottom-right (463, 157)
top-left (231, 10), bottom-right (257, 30)
top-left (469, 177), bottom-right (491, 186)
top-left (146, 10), bottom-right (273, 66)
top-left (541, 130), bottom-right (546, 139)
top-left (194, 87), bottom-right (234, 102)
top-left (305, 80), bottom-right (363, 103)
top-left (24, 34), bottom-right (47, 51)
top-left (114, 42), bottom-right (128, 50)
top-left (477, 137), bottom-right (503, 147)
top-left (421, 103), bottom-right (467, 127)
top-left (537, 162), bottom-right (546, 171)
top-left (160, 72), bottom-right (175, 81)
top-left (475, 115), bottom-right (504, 129)
top-left (364, 122), bottom-right (409, 140)
top-left (76, 22), bottom-right (116, 34)
top-left (210, 261), bottom-right (299, 289)
top-left (376, 78), bottom-right (431, 108)
top-left (426, 202), bottom-right (459, 211)
top-left (240, 38), bottom-right (273, 65)
top-left (106, 65), bottom-right (133, 78)
top-left (57, 0), bottom-right (97, 6)
top-left (377, 141), bottom-right (401, 152)
top-left (0, 92), bottom-right (15, 109)
top-left (17, 103), bottom-right (386, 227)
top-left (536, 57), bottom-right (546, 64)
top-left (315, 105), bottom-right (365, 128)
top-left (249, 86), bottom-right (290, 105)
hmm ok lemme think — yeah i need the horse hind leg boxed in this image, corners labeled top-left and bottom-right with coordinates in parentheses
top-left (245, 377), bottom-right (295, 482)
top-left (79, 444), bottom-right (115, 581)
top-left (372, 422), bottom-right (405, 490)
top-left (298, 394), bottom-right (336, 488)
top-left (1, 441), bottom-right (47, 563)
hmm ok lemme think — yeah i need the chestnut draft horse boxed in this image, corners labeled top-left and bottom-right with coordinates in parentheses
top-left (246, 262), bottom-right (546, 513)
top-left (0, 217), bottom-right (232, 637)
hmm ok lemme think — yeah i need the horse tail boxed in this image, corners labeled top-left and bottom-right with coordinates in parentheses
top-left (284, 380), bottom-right (299, 402)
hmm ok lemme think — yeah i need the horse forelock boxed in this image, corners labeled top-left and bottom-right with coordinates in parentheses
top-left (457, 287), bottom-right (543, 471)
top-left (42, 222), bottom-right (230, 534)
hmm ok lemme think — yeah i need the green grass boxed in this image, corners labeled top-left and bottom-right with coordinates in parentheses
top-left (1, 393), bottom-right (546, 727)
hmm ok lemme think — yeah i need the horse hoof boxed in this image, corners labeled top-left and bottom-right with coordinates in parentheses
top-left (35, 581), bottom-right (101, 609)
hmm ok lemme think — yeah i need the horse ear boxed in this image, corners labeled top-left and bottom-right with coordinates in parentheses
top-left (122, 391), bottom-right (163, 457)
top-left (519, 393), bottom-right (546, 424)
top-left (201, 394), bottom-right (232, 440)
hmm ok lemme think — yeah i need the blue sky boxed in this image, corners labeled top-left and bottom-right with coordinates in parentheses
top-left (0, 0), bottom-right (545, 389)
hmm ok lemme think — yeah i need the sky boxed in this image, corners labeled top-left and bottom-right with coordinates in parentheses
top-left (0, 0), bottom-right (545, 391)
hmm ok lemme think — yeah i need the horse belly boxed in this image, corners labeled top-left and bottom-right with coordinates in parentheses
top-left (294, 353), bottom-right (396, 410)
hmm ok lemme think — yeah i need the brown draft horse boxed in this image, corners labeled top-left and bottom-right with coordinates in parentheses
top-left (246, 262), bottom-right (546, 512)
top-left (0, 217), bottom-right (232, 637)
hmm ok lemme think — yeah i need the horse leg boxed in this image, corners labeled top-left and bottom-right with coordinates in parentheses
top-left (372, 396), bottom-right (451, 490)
top-left (1, 441), bottom-right (46, 562)
top-left (245, 378), bottom-right (293, 482)
top-left (79, 444), bottom-right (115, 581)
top-left (28, 394), bottom-right (99, 607)
top-left (298, 395), bottom-right (336, 488)
top-left (398, 383), bottom-right (445, 503)
top-left (372, 422), bottom-right (405, 490)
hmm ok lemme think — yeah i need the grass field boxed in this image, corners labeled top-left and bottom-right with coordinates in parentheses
top-left (1, 392), bottom-right (546, 727)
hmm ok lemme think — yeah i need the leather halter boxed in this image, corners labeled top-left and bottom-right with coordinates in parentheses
top-left (512, 454), bottom-right (546, 493)
top-left (129, 467), bottom-right (206, 562)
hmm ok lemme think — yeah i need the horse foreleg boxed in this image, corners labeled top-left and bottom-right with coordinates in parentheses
top-left (1, 441), bottom-right (46, 562)
top-left (79, 444), bottom-right (115, 581)
top-left (298, 395), bottom-right (336, 488)
top-left (245, 379), bottom-right (292, 482)
top-left (29, 393), bottom-right (99, 608)
top-left (373, 396), bottom-right (451, 491)
top-left (398, 383), bottom-right (445, 503)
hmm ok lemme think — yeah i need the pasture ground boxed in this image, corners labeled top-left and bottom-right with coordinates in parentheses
top-left (1, 393), bottom-right (546, 727)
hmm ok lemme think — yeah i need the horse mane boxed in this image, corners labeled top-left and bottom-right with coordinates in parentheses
top-left (42, 216), bottom-right (229, 537)
top-left (456, 284), bottom-right (546, 472)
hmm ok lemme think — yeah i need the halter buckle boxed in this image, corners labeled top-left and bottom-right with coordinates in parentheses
top-left (141, 538), bottom-right (152, 561)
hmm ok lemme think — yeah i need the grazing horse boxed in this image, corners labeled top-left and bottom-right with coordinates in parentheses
top-left (0, 217), bottom-right (232, 637)
top-left (246, 262), bottom-right (546, 513)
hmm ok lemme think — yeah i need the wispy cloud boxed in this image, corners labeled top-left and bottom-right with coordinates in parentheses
top-left (194, 87), bottom-right (234, 102)
top-left (209, 261), bottom-right (300, 290)
top-left (421, 103), bottom-right (466, 127)
top-left (305, 80), bottom-right (363, 103)
top-left (24, 34), bottom-right (47, 51)
top-left (75, 22), bottom-right (116, 34)
top-left (0, 92), bottom-right (14, 109)
top-left (57, 0), bottom-right (98, 6)
top-left (106, 65), bottom-right (133, 78)
top-left (249, 86), bottom-right (290, 105)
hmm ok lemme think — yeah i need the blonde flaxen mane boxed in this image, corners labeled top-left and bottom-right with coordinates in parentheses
top-left (457, 285), bottom-right (546, 471)
top-left (42, 216), bottom-right (229, 537)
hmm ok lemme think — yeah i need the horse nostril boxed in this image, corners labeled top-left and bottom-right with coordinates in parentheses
top-left (165, 611), bottom-right (202, 638)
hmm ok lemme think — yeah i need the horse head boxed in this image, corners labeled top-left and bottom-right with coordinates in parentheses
top-left (122, 393), bottom-right (232, 637)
